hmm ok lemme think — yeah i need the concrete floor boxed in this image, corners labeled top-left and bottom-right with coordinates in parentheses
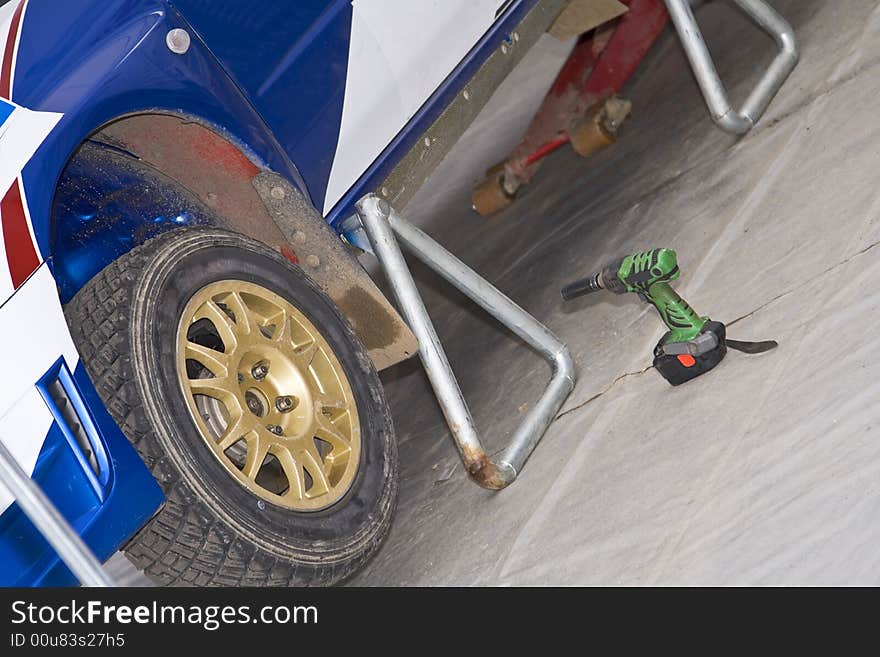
top-left (110, 0), bottom-right (880, 586)
top-left (350, 0), bottom-right (880, 585)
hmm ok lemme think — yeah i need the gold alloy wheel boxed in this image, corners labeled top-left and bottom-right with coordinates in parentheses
top-left (176, 280), bottom-right (361, 512)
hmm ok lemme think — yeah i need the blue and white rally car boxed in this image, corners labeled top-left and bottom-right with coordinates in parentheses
top-left (0, 0), bottom-right (797, 586)
top-left (0, 0), bottom-right (575, 587)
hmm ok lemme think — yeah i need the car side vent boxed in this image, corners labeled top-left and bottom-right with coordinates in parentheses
top-left (45, 378), bottom-right (100, 477)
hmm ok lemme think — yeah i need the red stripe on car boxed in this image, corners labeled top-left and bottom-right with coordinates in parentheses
top-left (1, 179), bottom-right (39, 288)
top-left (0, 0), bottom-right (25, 100)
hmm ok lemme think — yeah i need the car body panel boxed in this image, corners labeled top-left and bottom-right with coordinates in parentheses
top-left (165, 0), bottom-right (538, 220)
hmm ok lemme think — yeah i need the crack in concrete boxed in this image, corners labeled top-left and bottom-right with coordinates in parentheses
top-left (728, 235), bottom-right (880, 329)
top-left (555, 363), bottom-right (653, 421)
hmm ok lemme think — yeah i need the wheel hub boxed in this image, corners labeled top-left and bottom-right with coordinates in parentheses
top-left (176, 280), bottom-right (361, 512)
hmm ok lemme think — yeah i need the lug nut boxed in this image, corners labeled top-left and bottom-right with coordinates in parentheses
top-left (251, 362), bottom-right (269, 380)
top-left (244, 390), bottom-right (265, 417)
top-left (266, 424), bottom-right (283, 436)
top-left (275, 395), bottom-right (297, 413)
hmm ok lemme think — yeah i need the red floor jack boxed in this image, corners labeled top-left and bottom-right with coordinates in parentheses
top-left (472, 0), bottom-right (670, 216)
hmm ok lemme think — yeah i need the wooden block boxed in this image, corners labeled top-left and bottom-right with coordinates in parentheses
top-left (549, 0), bottom-right (628, 41)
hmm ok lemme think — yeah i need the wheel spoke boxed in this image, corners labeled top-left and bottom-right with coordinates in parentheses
top-left (217, 412), bottom-right (249, 451)
top-left (194, 300), bottom-right (238, 352)
top-left (242, 431), bottom-right (268, 480)
top-left (187, 376), bottom-right (241, 414)
top-left (294, 340), bottom-right (318, 369)
top-left (315, 394), bottom-right (348, 412)
top-left (221, 291), bottom-right (255, 338)
top-left (315, 420), bottom-right (352, 464)
top-left (185, 341), bottom-right (229, 377)
top-left (276, 447), bottom-right (305, 500)
top-left (299, 442), bottom-right (330, 497)
top-left (271, 311), bottom-right (291, 346)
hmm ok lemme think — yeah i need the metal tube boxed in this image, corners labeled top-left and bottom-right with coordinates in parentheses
top-left (0, 437), bottom-right (113, 586)
top-left (356, 195), bottom-right (575, 489)
top-left (665, 0), bottom-right (798, 134)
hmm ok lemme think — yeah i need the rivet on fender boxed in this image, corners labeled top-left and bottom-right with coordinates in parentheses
top-left (166, 28), bottom-right (191, 55)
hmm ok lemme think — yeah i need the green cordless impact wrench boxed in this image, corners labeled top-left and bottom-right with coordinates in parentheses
top-left (561, 248), bottom-right (777, 386)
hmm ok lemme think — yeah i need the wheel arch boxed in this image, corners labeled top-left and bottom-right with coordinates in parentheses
top-left (51, 112), bottom-right (417, 370)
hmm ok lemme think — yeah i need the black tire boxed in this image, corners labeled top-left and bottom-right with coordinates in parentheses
top-left (65, 227), bottom-right (398, 586)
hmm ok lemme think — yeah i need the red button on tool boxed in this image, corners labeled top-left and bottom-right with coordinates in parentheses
top-left (677, 354), bottom-right (696, 368)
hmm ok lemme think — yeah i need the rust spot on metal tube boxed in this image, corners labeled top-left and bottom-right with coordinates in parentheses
top-left (461, 446), bottom-right (509, 490)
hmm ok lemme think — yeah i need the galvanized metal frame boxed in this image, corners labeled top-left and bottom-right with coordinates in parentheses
top-left (0, 437), bottom-right (113, 586)
top-left (356, 195), bottom-right (575, 490)
top-left (665, 0), bottom-right (799, 134)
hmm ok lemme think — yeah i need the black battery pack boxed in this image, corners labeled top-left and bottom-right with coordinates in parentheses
top-left (653, 321), bottom-right (727, 386)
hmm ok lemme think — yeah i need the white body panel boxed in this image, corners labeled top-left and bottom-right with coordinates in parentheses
top-left (0, 103), bottom-right (62, 202)
top-left (0, 265), bottom-right (80, 513)
top-left (323, 0), bottom-right (502, 214)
